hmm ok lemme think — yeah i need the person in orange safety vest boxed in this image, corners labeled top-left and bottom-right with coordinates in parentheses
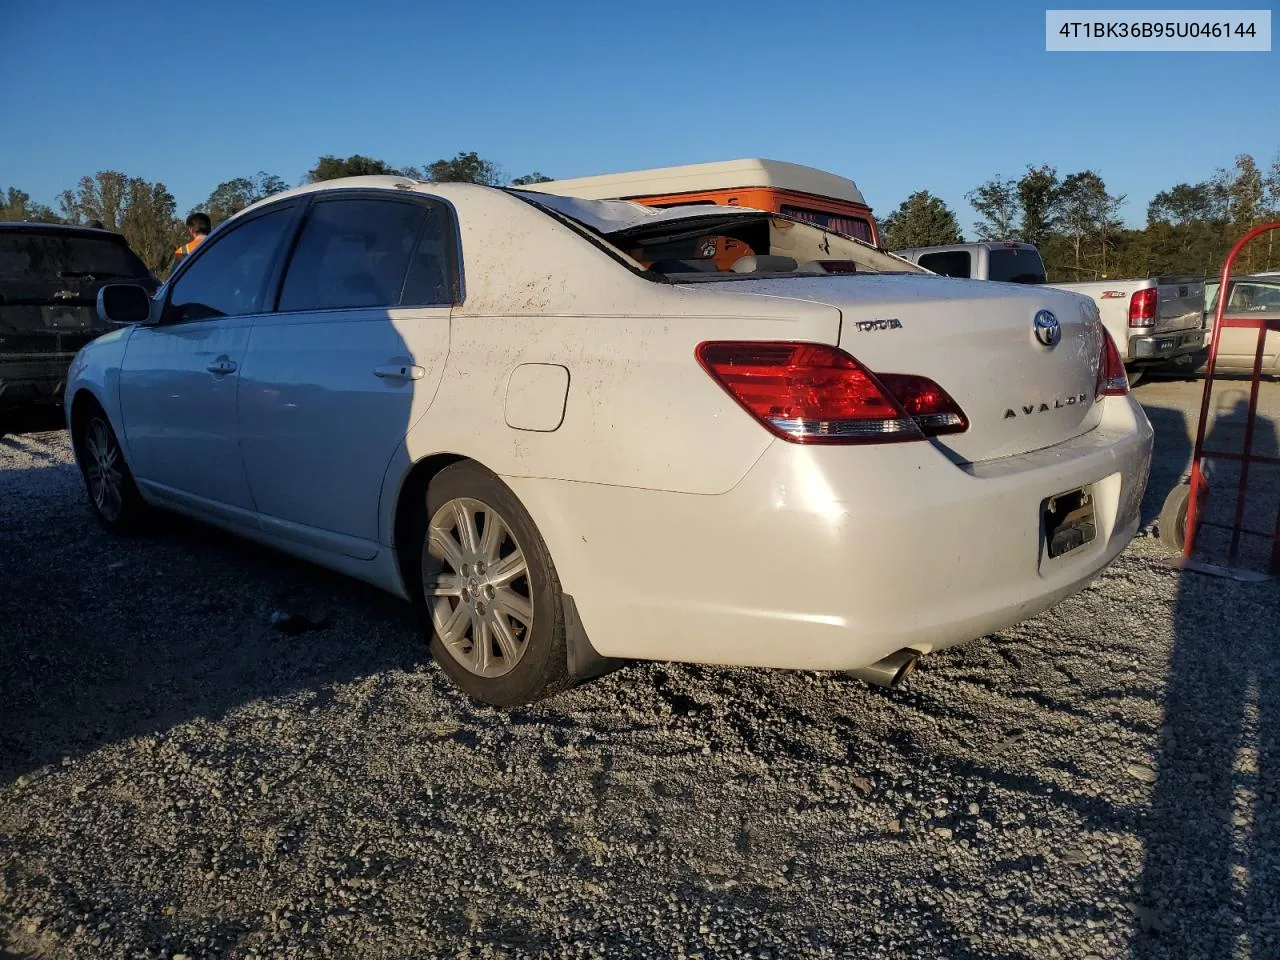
top-left (175, 212), bottom-right (211, 262)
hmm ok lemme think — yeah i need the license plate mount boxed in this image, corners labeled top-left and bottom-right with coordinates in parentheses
top-left (1044, 486), bottom-right (1096, 559)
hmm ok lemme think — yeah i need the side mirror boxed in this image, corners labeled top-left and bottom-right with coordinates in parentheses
top-left (97, 283), bottom-right (153, 326)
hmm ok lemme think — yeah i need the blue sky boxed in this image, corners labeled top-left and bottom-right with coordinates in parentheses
top-left (3, 0), bottom-right (1276, 233)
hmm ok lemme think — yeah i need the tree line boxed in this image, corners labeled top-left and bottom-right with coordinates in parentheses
top-left (0, 152), bottom-right (551, 277)
top-left (880, 150), bottom-right (1280, 280)
top-left (7, 147), bottom-right (1279, 281)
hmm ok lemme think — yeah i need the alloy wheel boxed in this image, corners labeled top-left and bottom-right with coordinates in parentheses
top-left (83, 418), bottom-right (125, 523)
top-left (423, 497), bottom-right (534, 678)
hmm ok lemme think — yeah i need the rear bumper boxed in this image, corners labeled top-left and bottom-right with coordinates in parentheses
top-left (506, 395), bottom-right (1154, 671)
top-left (1129, 328), bottom-right (1209, 363)
top-left (0, 353), bottom-right (75, 406)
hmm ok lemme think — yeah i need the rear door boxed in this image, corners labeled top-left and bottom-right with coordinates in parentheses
top-left (236, 191), bottom-right (454, 556)
top-left (118, 202), bottom-right (300, 512)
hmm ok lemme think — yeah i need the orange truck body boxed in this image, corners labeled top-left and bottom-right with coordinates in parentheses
top-left (523, 159), bottom-right (880, 248)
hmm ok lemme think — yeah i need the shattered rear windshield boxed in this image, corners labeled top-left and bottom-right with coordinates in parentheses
top-left (519, 194), bottom-right (923, 280)
top-left (608, 213), bottom-right (922, 279)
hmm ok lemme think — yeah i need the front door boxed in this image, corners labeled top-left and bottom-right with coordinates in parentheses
top-left (118, 202), bottom-right (299, 513)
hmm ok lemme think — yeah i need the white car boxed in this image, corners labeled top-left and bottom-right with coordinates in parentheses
top-left (70, 176), bottom-right (1153, 705)
top-left (1202, 274), bottom-right (1280, 374)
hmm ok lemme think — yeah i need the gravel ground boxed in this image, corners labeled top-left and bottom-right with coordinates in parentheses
top-left (2, 381), bottom-right (1278, 960)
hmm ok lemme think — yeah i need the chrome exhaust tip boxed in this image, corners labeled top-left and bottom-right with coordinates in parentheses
top-left (847, 649), bottom-right (920, 689)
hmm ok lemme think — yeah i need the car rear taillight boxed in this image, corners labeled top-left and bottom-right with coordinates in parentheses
top-left (1095, 330), bottom-right (1128, 398)
top-left (874, 373), bottom-right (968, 436)
top-left (1128, 288), bottom-right (1157, 328)
top-left (695, 341), bottom-right (968, 444)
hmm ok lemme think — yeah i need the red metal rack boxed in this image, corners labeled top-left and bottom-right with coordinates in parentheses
top-left (1163, 222), bottom-right (1280, 580)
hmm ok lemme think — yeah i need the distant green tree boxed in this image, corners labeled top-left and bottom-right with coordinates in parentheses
top-left (880, 190), bottom-right (963, 249)
top-left (1263, 152), bottom-right (1280, 270)
top-left (306, 155), bottom-right (412, 182)
top-left (1217, 154), bottom-right (1270, 272)
top-left (1146, 180), bottom-right (1229, 277)
top-left (1148, 181), bottom-right (1225, 226)
top-left (121, 179), bottom-right (183, 275)
top-left (201, 172), bottom-right (288, 226)
top-left (510, 172), bottom-right (553, 186)
top-left (965, 176), bottom-right (1019, 240)
top-left (426, 151), bottom-right (504, 185)
top-left (1057, 171), bottom-right (1125, 276)
top-left (59, 171), bottom-right (129, 228)
top-left (1016, 164), bottom-right (1061, 248)
top-left (1, 187), bottom-right (60, 223)
top-left (59, 171), bottom-right (181, 275)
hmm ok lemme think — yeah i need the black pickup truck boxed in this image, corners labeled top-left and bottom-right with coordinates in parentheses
top-left (0, 222), bottom-right (158, 410)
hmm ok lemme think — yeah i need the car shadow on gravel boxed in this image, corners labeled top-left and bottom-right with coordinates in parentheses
top-left (0, 405), bottom-right (65, 438)
top-left (1132, 404), bottom-right (1280, 958)
top-left (0, 503), bottom-right (429, 784)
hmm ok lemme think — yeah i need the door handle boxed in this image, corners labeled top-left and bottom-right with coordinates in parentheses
top-left (206, 357), bottom-right (237, 375)
top-left (373, 363), bottom-right (425, 382)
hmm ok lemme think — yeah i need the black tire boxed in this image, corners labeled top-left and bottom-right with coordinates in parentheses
top-left (72, 402), bottom-right (148, 534)
top-left (420, 461), bottom-right (571, 707)
top-left (1158, 482), bottom-right (1198, 553)
top-left (1126, 367), bottom-right (1146, 389)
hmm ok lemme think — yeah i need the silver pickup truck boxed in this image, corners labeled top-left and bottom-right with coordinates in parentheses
top-left (895, 242), bottom-right (1208, 385)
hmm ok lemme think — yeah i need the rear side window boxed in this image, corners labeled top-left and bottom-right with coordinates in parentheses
top-left (167, 207), bottom-right (295, 322)
top-left (988, 248), bottom-right (1046, 284)
top-left (400, 208), bottom-right (459, 306)
top-left (918, 250), bottom-right (971, 278)
top-left (0, 232), bottom-right (150, 281)
top-left (278, 198), bottom-right (427, 312)
top-left (779, 205), bottom-right (874, 243)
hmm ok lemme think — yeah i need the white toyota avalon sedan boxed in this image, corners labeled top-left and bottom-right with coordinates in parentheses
top-left (69, 176), bottom-right (1153, 705)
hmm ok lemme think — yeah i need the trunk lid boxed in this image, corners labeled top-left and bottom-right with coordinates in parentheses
top-left (699, 273), bottom-right (1105, 463)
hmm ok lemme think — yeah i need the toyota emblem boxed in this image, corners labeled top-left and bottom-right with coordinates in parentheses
top-left (1033, 309), bottom-right (1061, 347)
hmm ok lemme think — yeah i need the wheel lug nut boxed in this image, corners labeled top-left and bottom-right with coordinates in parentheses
top-left (475, 560), bottom-right (486, 575)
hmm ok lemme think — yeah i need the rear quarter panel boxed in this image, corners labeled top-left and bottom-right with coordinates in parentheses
top-left (379, 188), bottom-right (842, 544)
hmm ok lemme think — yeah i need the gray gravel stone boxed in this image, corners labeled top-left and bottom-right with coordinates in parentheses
top-left (1, 381), bottom-right (1278, 960)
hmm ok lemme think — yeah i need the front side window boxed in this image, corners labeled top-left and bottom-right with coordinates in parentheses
top-left (278, 198), bottom-right (427, 312)
top-left (918, 251), bottom-right (972, 278)
top-left (167, 207), bottom-right (295, 322)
